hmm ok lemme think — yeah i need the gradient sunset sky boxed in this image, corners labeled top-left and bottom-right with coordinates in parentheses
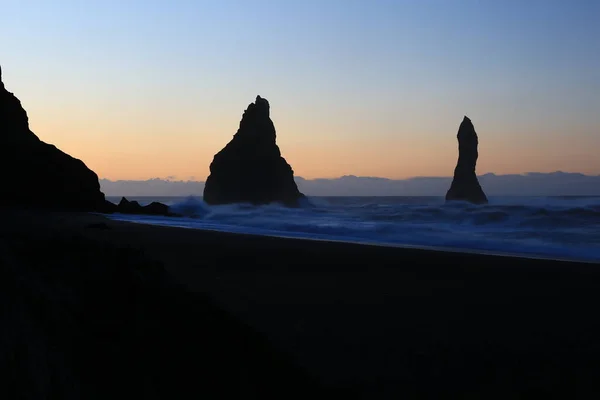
top-left (2, 0), bottom-right (599, 180)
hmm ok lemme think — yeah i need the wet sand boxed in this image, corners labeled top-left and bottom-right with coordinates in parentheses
top-left (4, 210), bottom-right (600, 398)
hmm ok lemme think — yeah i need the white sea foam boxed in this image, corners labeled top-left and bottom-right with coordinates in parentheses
top-left (105, 195), bottom-right (600, 262)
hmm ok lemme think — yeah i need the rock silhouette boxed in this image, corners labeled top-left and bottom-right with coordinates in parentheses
top-left (445, 116), bottom-right (488, 204)
top-left (0, 65), bottom-right (171, 215)
top-left (0, 65), bottom-right (105, 211)
top-left (203, 95), bottom-right (305, 206)
top-left (114, 197), bottom-right (172, 216)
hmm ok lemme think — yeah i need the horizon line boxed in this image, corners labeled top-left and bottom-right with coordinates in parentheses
top-left (99, 170), bottom-right (600, 183)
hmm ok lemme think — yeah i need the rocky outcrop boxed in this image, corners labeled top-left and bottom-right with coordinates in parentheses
top-left (445, 116), bottom-right (488, 204)
top-left (203, 96), bottom-right (305, 206)
top-left (113, 197), bottom-right (172, 216)
top-left (0, 65), bottom-right (105, 211)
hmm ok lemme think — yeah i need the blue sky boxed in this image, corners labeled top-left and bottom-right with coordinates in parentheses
top-left (1, 0), bottom-right (599, 179)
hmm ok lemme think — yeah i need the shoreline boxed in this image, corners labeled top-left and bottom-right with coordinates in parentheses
top-left (105, 212), bottom-right (599, 265)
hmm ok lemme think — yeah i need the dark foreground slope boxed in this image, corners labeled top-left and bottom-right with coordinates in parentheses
top-left (81, 217), bottom-right (600, 399)
top-left (0, 212), bottom-right (326, 399)
top-left (4, 212), bottom-right (600, 399)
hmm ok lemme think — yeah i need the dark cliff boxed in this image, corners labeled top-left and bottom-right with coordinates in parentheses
top-left (0, 65), bottom-right (105, 210)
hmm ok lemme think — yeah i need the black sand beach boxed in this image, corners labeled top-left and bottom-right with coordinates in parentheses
top-left (0, 211), bottom-right (327, 399)
top-left (3, 211), bottom-right (600, 399)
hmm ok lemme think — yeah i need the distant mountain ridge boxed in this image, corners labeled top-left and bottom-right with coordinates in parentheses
top-left (100, 172), bottom-right (600, 197)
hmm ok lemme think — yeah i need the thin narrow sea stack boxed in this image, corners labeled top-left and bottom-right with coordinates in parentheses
top-left (445, 116), bottom-right (488, 204)
top-left (203, 95), bottom-right (305, 206)
top-left (0, 65), bottom-right (105, 210)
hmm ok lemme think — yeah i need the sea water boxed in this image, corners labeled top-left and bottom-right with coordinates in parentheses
top-left (105, 196), bottom-right (600, 262)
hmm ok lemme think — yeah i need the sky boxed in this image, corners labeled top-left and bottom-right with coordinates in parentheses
top-left (1, 0), bottom-right (599, 181)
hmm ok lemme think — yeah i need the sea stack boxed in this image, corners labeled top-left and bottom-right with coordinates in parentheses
top-left (203, 95), bottom-right (305, 206)
top-left (445, 116), bottom-right (488, 204)
top-left (0, 65), bottom-right (106, 210)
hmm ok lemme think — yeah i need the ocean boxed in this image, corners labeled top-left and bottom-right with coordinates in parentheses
top-left (105, 196), bottom-right (600, 263)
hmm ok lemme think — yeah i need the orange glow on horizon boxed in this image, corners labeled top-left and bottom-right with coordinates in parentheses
top-left (32, 117), bottom-right (600, 182)
top-left (13, 79), bottom-right (600, 183)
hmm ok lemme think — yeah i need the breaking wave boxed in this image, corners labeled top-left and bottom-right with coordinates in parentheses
top-left (106, 196), bottom-right (600, 262)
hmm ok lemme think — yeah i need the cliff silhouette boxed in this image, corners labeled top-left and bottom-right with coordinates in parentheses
top-left (0, 65), bottom-right (105, 210)
top-left (0, 65), bottom-right (171, 215)
top-left (446, 116), bottom-right (488, 204)
top-left (204, 95), bottom-right (305, 206)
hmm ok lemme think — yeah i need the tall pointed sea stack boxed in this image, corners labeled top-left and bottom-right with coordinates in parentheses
top-left (445, 116), bottom-right (488, 204)
top-left (203, 95), bottom-right (305, 206)
top-left (0, 65), bottom-right (106, 210)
